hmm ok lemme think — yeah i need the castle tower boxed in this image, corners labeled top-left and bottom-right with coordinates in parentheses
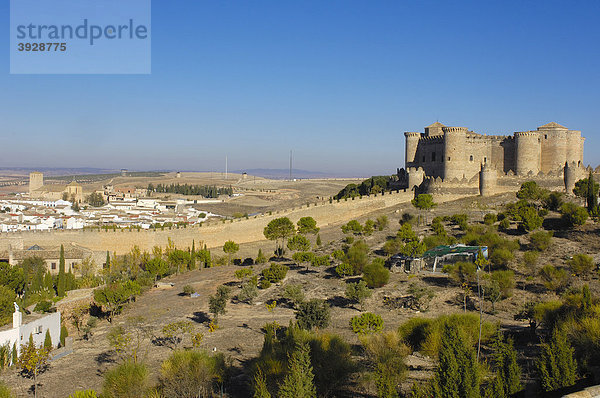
top-left (564, 161), bottom-right (577, 194)
top-left (28, 172), bottom-right (43, 196)
top-left (404, 132), bottom-right (421, 168)
top-left (514, 131), bottom-right (541, 175)
top-left (442, 126), bottom-right (468, 180)
top-left (479, 162), bottom-right (497, 196)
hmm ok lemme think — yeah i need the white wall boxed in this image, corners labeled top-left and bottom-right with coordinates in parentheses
top-left (0, 311), bottom-right (61, 361)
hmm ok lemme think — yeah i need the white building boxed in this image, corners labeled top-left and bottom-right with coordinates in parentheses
top-left (0, 306), bottom-right (61, 361)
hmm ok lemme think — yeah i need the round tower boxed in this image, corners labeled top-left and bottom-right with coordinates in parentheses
top-left (566, 130), bottom-right (584, 167)
top-left (514, 132), bottom-right (541, 175)
top-left (442, 126), bottom-right (468, 180)
top-left (564, 161), bottom-right (577, 194)
top-left (479, 162), bottom-right (497, 196)
top-left (404, 132), bottom-right (420, 168)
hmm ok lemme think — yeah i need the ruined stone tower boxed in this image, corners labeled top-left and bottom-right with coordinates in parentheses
top-left (29, 172), bottom-right (43, 196)
top-left (479, 162), bottom-right (497, 196)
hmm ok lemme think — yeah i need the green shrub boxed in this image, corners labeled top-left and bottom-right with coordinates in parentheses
top-left (234, 268), bottom-right (253, 280)
top-left (0, 382), bottom-right (14, 398)
top-left (567, 254), bottom-right (594, 276)
top-left (543, 191), bottom-right (564, 211)
top-left (491, 270), bottom-right (515, 298)
top-left (335, 263), bottom-right (354, 277)
top-left (517, 181), bottom-right (547, 201)
top-left (341, 220), bottom-right (363, 235)
top-left (350, 313), bottom-right (383, 334)
top-left (442, 261), bottom-right (476, 284)
top-left (483, 213), bottom-right (497, 225)
top-left (311, 255), bottom-right (330, 268)
top-left (331, 249), bottom-right (346, 262)
top-left (530, 231), bottom-right (553, 251)
top-left (398, 318), bottom-right (434, 352)
top-left (499, 218), bottom-right (510, 231)
top-left (523, 250), bottom-right (539, 267)
top-left (521, 207), bottom-right (543, 231)
top-left (451, 214), bottom-right (469, 230)
top-left (102, 361), bottom-right (150, 398)
top-left (68, 390), bottom-right (98, 398)
top-left (346, 240), bottom-right (369, 274)
top-left (182, 285), bottom-right (195, 296)
top-left (261, 263), bottom-right (289, 283)
top-left (397, 314), bottom-right (497, 358)
top-left (238, 281), bottom-right (259, 304)
top-left (540, 265), bottom-right (569, 292)
top-left (561, 202), bottom-right (588, 227)
top-left (538, 330), bottom-right (577, 392)
top-left (259, 279), bottom-right (271, 289)
top-left (159, 350), bottom-right (227, 397)
top-left (400, 212), bottom-right (415, 224)
top-left (282, 284), bottom-right (305, 308)
top-left (490, 248), bottom-right (514, 268)
top-left (34, 300), bottom-right (53, 313)
top-left (433, 323), bottom-right (480, 398)
top-left (362, 259), bottom-right (390, 288)
top-left (362, 332), bottom-right (409, 398)
top-left (345, 280), bottom-right (372, 309)
top-left (296, 299), bottom-right (331, 330)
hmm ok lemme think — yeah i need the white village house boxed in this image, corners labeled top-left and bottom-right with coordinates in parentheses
top-left (0, 304), bottom-right (61, 362)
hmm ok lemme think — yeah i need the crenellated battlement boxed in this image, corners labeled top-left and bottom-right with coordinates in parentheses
top-left (417, 135), bottom-right (444, 143)
top-left (514, 131), bottom-right (539, 137)
top-left (404, 121), bottom-right (584, 193)
top-left (442, 126), bottom-right (468, 134)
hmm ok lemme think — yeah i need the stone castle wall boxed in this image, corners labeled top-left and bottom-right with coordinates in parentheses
top-left (2, 190), bottom-right (468, 255)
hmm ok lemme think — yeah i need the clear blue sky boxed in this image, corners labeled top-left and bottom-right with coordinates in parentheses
top-left (1, 0), bottom-right (599, 176)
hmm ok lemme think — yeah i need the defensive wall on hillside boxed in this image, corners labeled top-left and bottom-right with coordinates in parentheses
top-left (0, 190), bottom-right (464, 254)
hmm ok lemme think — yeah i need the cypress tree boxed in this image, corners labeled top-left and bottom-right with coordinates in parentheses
top-left (190, 240), bottom-right (196, 270)
top-left (586, 171), bottom-right (598, 212)
top-left (11, 343), bottom-right (17, 365)
top-left (278, 342), bottom-right (317, 398)
top-left (60, 324), bottom-right (68, 347)
top-left (582, 284), bottom-right (592, 313)
top-left (57, 245), bottom-right (66, 297)
top-left (316, 234), bottom-right (322, 247)
top-left (43, 271), bottom-right (53, 293)
top-left (44, 329), bottom-right (52, 351)
top-left (433, 323), bottom-right (480, 398)
top-left (253, 367), bottom-right (272, 398)
top-left (256, 248), bottom-right (267, 264)
top-left (538, 329), bottom-right (577, 392)
top-left (105, 251), bottom-right (110, 269)
top-left (491, 334), bottom-right (521, 397)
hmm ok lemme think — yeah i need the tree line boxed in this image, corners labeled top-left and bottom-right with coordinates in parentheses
top-left (148, 183), bottom-right (233, 198)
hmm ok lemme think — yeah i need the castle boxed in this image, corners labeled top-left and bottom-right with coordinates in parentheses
top-left (401, 122), bottom-right (587, 196)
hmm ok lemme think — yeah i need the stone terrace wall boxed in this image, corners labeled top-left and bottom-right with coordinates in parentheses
top-left (1, 190), bottom-right (464, 254)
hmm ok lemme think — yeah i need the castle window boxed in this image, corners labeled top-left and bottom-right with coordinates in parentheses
top-left (431, 152), bottom-right (436, 161)
top-left (422, 155), bottom-right (426, 162)
top-left (545, 134), bottom-right (548, 139)
top-left (447, 157), bottom-right (451, 161)
top-left (51, 262), bottom-right (56, 270)
top-left (484, 157), bottom-right (487, 163)
top-left (469, 155), bottom-right (473, 161)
